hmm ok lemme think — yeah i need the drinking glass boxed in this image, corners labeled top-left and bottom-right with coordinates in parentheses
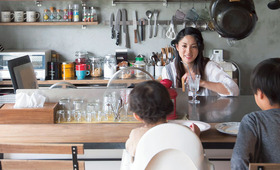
top-left (188, 75), bottom-right (201, 104)
top-left (120, 89), bottom-right (132, 121)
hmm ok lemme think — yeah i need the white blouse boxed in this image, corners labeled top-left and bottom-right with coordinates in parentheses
top-left (162, 60), bottom-right (239, 96)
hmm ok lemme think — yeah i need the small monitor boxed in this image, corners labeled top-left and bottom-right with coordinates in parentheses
top-left (8, 55), bottom-right (38, 93)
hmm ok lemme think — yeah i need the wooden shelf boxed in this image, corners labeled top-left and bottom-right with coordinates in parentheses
top-left (0, 22), bottom-right (98, 26)
top-left (0, 78), bottom-right (149, 85)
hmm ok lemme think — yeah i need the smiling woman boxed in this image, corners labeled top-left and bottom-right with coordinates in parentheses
top-left (161, 27), bottom-right (239, 96)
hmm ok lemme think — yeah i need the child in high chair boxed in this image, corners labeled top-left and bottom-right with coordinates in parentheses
top-left (125, 80), bottom-right (200, 158)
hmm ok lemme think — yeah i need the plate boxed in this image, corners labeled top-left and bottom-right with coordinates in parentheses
top-left (215, 122), bottom-right (240, 136)
top-left (168, 120), bottom-right (211, 132)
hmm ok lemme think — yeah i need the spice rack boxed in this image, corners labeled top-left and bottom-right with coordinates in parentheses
top-left (0, 22), bottom-right (99, 29)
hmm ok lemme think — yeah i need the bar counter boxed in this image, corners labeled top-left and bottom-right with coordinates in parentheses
top-left (0, 94), bottom-right (260, 149)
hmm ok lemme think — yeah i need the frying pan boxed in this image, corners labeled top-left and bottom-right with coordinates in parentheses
top-left (210, 0), bottom-right (258, 40)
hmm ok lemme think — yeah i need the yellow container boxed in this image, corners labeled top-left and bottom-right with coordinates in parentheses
top-left (62, 62), bottom-right (74, 80)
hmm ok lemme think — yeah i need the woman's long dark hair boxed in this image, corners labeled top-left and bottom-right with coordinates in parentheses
top-left (171, 27), bottom-right (209, 88)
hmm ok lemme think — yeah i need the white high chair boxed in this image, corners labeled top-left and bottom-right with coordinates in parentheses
top-left (122, 123), bottom-right (214, 170)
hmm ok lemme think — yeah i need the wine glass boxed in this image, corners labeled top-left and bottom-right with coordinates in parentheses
top-left (188, 74), bottom-right (201, 104)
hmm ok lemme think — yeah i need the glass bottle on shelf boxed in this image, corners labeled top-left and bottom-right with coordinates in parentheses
top-left (82, 6), bottom-right (87, 22)
top-left (90, 6), bottom-right (97, 22)
top-left (73, 4), bottom-right (80, 22)
top-left (43, 9), bottom-right (49, 22)
top-left (87, 10), bottom-right (91, 22)
top-left (56, 9), bottom-right (62, 22)
top-left (63, 9), bottom-right (68, 22)
top-left (68, 4), bottom-right (73, 22)
top-left (49, 7), bottom-right (56, 21)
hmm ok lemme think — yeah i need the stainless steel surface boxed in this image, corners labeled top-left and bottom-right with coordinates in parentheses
top-left (110, 13), bottom-right (115, 39)
top-left (115, 9), bottom-right (121, 46)
top-left (121, 8), bottom-right (129, 48)
top-left (187, 95), bottom-right (260, 123)
top-left (153, 10), bottom-right (159, 37)
top-left (133, 10), bottom-right (138, 43)
top-left (145, 10), bottom-right (153, 38)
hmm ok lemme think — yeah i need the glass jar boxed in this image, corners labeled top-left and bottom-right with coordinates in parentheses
top-left (75, 51), bottom-right (88, 65)
top-left (103, 54), bottom-right (117, 79)
top-left (119, 66), bottom-right (131, 79)
top-left (90, 57), bottom-right (103, 77)
top-left (62, 62), bottom-right (75, 80)
top-left (134, 57), bottom-right (146, 78)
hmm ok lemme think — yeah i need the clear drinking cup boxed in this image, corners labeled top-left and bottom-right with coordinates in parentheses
top-left (56, 110), bottom-right (65, 123)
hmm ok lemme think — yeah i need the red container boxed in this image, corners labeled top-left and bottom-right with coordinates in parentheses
top-left (160, 79), bottom-right (178, 120)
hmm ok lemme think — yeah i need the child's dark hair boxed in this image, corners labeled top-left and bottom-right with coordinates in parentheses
top-left (250, 58), bottom-right (280, 105)
top-left (128, 80), bottom-right (174, 124)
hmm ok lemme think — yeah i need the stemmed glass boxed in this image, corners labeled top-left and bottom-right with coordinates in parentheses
top-left (188, 74), bottom-right (201, 104)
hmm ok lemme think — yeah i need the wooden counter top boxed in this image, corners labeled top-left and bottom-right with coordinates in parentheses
top-left (0, 123), bottom-right (235, 144)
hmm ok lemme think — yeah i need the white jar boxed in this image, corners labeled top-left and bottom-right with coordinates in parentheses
top-left (103, 54), bottom-right (117, 78)
top-left (134, 57), bottom-right (146, 78)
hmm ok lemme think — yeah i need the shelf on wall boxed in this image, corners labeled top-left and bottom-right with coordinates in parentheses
top-left (0, 22), bottom-right (98, 26)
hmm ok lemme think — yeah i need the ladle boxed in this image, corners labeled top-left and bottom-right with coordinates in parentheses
top-left (146, 10), bottom-right (153, 38)
top-left (268, 0), bottom-right (280, 10)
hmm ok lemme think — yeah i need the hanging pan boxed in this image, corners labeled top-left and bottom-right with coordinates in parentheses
top-left (210, 0), bottom-right (258, 40)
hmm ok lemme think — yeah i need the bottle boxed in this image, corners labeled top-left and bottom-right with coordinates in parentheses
top-left (134, 57), bottom-right (146, 78)
top-left (68, 4), bottom-right (73, 22)
top-left (73, 4), bottom-right (80, 22)
top-left (63, 9), bottom-right (68, 22)
top-left (56, 9), bottom-right (62, 22)
top-left (49, 7), bottom-right (56, 21)
top-left (90, 6), bottom-right (97, 22)
top-left (43, 9), bottom-right (49, 22)
top-left (103, 54), bottom-right (117, 79)
top-left (82, 6), bottom-right (87, 22)
top-left (87, 10), bottom-right (91, 22)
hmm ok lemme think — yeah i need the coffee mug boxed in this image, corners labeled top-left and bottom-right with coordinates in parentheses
top-left (14, 11), bottom-right (26, 22)
top-left (76, 70), bottom-right (90, 80)
top-left (26, 11), bottom-right (40, 22)
top-left (76, 64), bottom-right (88, 71)
top-left (1, 11), bottom-right (14, 22)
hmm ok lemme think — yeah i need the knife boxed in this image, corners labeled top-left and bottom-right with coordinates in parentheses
top-left (133, 11), bottom-right (138, 43)
top-left (110, 13), bottom-right (115, 39)
top-left (139, 18), bottom-right (146, 41)
top-left (115, 9), bottom-right (121, 46)
top-left (122, 8), bottom-right (130, 48)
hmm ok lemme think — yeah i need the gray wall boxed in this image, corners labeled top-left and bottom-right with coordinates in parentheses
top-left (0, 0), bottom-right (279, 94)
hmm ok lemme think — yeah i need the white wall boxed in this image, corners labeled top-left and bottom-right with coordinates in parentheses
top-left (1, 0), bottom-right (279, 94)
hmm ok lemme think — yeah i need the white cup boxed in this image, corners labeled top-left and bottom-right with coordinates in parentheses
top-left (155, 65), bottom-right (164, 80)
top-left (14, 11), bottom-right (26, 22)
top-left (26, 11), bottom-right (40, 22)
top-left (1, 11), bottom-right (14, 22)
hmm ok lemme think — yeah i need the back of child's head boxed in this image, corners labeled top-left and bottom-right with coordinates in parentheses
top-left (129, 80), bottom-right (174, 124)
top-left (250, 58), bottom-right (280, 105)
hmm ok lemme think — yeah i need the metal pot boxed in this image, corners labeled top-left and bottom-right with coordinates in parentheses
top-left (210, 0), bottom-right (258, 40)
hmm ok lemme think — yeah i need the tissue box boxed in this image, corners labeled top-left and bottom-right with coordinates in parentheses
top-left (0, 103), bottom-right (58, 124)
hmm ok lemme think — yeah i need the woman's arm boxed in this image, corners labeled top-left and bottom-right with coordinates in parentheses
top-left (200, 80), bottom-right (230, 95)
top-left (203, 61), bottom-right (239, 96)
